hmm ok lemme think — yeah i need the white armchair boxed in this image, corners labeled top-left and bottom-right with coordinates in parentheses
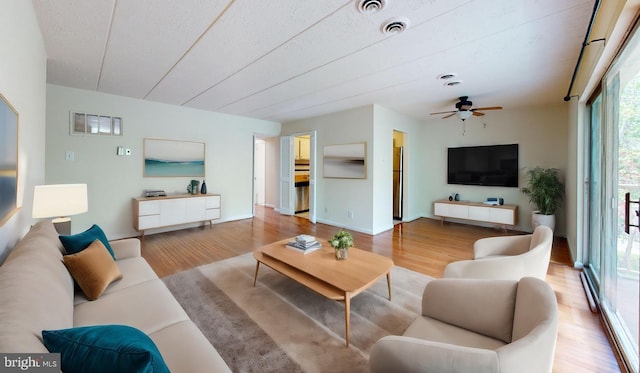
top-left (369, 277), bottom-right (558, 373)
top-left (443, 225), bottom-right (553, 280)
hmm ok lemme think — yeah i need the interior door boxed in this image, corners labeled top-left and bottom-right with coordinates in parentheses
top-left (309, 131), bottom-right (317, 223)
top-left (279, 136), bottom-right (294, 215)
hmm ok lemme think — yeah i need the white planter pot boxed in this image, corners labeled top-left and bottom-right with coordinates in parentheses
top-left (532, 211), bottom-right (555, 231)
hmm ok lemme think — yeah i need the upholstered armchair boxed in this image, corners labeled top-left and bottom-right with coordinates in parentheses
top-left (369, 277), bottom-right (558, 373)
top-left (443, 225), bottom-right (553, 281)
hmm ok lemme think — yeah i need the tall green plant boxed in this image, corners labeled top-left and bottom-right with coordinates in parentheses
top-left (521, 167), bottom-right (565, 215)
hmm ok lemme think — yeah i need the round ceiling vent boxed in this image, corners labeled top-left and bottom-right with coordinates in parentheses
top-left (381, 17), bottom-right (410, 35)
top-left (357, 0), bottom-right (387, 14)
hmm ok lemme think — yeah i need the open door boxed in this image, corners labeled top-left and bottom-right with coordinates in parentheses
top-left (309, 131), bottom-right (317, 223)
top-left (279, 136), bottom-right (294, 215)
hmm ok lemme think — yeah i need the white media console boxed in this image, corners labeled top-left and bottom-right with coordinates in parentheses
top-left (433, 199), bottom-right (517, 231)
top-left (133, 194), bottom-right (221, 237)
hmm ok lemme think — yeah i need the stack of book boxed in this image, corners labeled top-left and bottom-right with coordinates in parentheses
top-left (286, 235), bottom-right (321, 254)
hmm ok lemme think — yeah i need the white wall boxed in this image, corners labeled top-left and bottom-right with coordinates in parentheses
top-left (283, 106), bottom-right (375, 233)
top-left (45, 85), bottom-right (280, 239)
top-left (372, 105), bottom-right (424, 232)
top-left (422, 104), bottom-right (569, 235)
top-left (0, 2), bottom-right (47, 262)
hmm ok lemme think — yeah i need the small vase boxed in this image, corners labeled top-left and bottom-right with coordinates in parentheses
top-left (200, 180), bottom-right (207, 194)
top-left (335, 247), bottom-right (348, 260)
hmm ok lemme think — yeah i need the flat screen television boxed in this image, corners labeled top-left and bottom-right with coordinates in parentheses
top-left (447, 144), bottom-right (518, 187)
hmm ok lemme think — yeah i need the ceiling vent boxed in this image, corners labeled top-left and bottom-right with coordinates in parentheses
top-left (357, 0), bottom-right (387, 14)
top-left (444, 81), bottom-right (463, 87)
top-left (381, 17), bottom-right (410, 35)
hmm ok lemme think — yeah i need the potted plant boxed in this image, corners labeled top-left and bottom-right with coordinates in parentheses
top-left (329, 229), bottom-right (353, 260)
top-left (521, 167), bottom-right (565, 231)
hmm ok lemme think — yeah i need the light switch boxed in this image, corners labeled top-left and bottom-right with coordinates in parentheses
top-left (65, 151), bottom-right (75, 161)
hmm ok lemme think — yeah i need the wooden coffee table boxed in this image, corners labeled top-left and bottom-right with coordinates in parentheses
top-left (253, 238), bottom-right (394, 347)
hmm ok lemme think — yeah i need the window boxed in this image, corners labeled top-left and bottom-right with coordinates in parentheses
top-left (584, 22), bottom-right (640, 373)
top-left (71, 112), bottom-right (123, 136)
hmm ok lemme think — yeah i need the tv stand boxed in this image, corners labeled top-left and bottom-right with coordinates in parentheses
top-left (433, 199), bottom-right (517, 231)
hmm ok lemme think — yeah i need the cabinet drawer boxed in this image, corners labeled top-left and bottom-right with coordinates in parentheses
top-left (205, 195), bottom-right (220, 209)
top-left (206, 208), bottom-right (221, 220)
top-left (138, 215), bottom-right (161, 230)
top-left (138, 200), bottom-right (160, 216)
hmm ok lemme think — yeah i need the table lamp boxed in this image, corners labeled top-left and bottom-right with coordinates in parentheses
top-left (32, 184), bottom-right (88, 235)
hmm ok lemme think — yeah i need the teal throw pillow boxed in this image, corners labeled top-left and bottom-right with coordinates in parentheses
top-left (42, 325), bottom-right (170, 373)
top-left (59, 224), bottom-right (115, 260)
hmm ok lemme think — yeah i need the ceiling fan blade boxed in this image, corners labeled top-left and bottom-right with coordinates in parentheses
top-left (442, 113), bottom-right (456, 119)
top-left (472, 106), bottom-right (503, 111)
top-left (430, 110), bottom-right (457, 115)
top-left (472, 111), bottom-right (485, 117)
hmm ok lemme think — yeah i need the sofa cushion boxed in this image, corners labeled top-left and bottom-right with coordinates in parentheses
top-left (74, 280), bottom-right (189, 335)
top-left (74, 257), bottom-right (158, 305)
top-left (150, 320), bottom-right (232, 373)
top-left (0, 221), bottom-right (74, 352)
top-left (59, 224), bottom-right (115, 260)
top-left (63, 240), bottom-right (122, 300)
top-left (42, 325), bottom-right (170, 373)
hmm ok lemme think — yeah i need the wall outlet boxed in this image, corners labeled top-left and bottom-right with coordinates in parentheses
top-left (65, 151), bottom-right (74, 161)
top-left (348, 210), bottom-right (354, 219)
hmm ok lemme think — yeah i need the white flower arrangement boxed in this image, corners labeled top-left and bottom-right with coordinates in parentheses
top-left (329, 229), bottom-right (353, 250)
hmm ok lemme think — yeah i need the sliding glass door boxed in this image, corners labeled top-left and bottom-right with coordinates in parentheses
top-left (585, 22), bottom-right (640, 372)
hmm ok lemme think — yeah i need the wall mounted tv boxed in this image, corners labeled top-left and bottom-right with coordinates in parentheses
top-left (447, 144), bottom-right (519, 187)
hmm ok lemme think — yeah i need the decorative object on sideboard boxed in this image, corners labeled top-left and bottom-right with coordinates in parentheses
top-left (329, 229), bottom-right (353, 260)
top-left (200, 180), bottom-right (207, 194)
top-left (0, 93), bottom-right (18, 228)
top-left (187, 180), bottom-right (200, 195)
top-left (521, 167), bottom-right (564, 231)
top-left (32, 184), bottom-right (88, 234)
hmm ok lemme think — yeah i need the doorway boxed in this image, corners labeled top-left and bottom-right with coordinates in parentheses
top-left (294, 135), bottom-right (310, 218)
top-left (393, 130), bottom-right (405, 222)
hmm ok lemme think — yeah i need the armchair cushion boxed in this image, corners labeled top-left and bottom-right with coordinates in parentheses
top-left (421, 279), bottom-right (517, 344)
top-left (443, 226), bottom-right (553, 281)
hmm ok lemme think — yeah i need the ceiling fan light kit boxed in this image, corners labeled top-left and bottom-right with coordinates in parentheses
top-left (430, 96), bottom-right (503, 122)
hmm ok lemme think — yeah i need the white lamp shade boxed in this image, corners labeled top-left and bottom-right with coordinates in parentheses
top-left (32, 184), bottom-right (88, 218)
top-left (456, 110), bottom-right (472, 120)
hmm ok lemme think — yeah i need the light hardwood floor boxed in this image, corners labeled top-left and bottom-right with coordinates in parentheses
top-left (141, 205), bottom-right (621, 372)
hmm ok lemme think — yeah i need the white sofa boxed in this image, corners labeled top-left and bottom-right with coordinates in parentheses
top-left (0, 220), bottom-right (231, 372)
top-left (443, 225), bottom-right (554, 281)
top-left (369, 277), bottom-right (558, 373)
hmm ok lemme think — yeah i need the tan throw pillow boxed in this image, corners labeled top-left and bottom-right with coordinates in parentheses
top-left (63, 239), bottom-right (122, 300)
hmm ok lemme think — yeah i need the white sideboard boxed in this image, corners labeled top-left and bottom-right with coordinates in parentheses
top-left (433, 199), bottom-right (517, 231)
top-left (133, 194), bottom-right (221, 236)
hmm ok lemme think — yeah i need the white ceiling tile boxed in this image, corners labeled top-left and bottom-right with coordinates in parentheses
top-left (33, 0), bottom-right (595, 122)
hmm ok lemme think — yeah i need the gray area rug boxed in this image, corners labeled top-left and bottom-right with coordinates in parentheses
top-left (163, 253), bottom-right (432, 372)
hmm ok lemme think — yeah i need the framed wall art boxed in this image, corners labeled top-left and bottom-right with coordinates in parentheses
top-left (144, 138), bottom-right (205, 177)
top-left (0, 93), bottom-right (19, 227)
top-left (323, 142), bottom-right (366, 179)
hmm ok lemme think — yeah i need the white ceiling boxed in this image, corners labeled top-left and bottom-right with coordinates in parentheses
top-left (32, 0), bottom-right (594, 123)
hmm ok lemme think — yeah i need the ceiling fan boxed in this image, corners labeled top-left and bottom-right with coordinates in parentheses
top-left (430, 96), bottom-right (503, 121)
